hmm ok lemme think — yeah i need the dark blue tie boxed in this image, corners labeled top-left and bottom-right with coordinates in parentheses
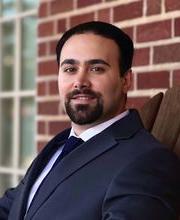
top-left (54, 136), bottom-right (84, 165)
top-left (61, 136), bottom-right (84, 158)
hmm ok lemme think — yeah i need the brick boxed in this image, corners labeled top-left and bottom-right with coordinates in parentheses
top-left (146, 0), bottom-right (161, 15)
top-left (137, 71), bottom-right (169, 89)
top-left (38, 2), bottom-right (48, 18)
top-left (137, 20), bottom-right (171, 42)
top-left (175, 18), bottom-right (180, 36)
top-left (49, 121), bottom-right (71, 135)
top-left (153, 43), bottom-right (180, 64)
top-left (133, 47), bottom-right (150, 66)
top-left (70, 13), bottom-right (95, 27)
top-left (49, 40), bottom-right (57, 55)
top-left (37, 81), bottom-right (47, 96)
top-left (77, 0), bottom-right (101, 8)
top-left (50, 0), bottom-right (73, 14)
top-left (126, 97), bottom-right (149, 109)
top-left (97, 8), bottom-right (111, 23)
top-left (114, 1), bottom-right (143, 22)
top-left (37, 141), bottom-right (48, 152)
top-left (165, 0), bottom-right (180, 12)
top-left (173, 70), bottom-right (180, 86)
top-left (38, 60), bottom-right (58, 76)
top-left (48, 80), bottom-right (59, 95)
top-left (38, 42), bottom-right (47, 57)
top-left (38, 101), bottom-right (59, 115)
top-left (38, 121), bottom-right (46, 134)
top-left (57, 19), bottom-right (66, 34)
top-left (38, 21), bottom-right (54, 37)
top-left (122, 27), bottom-right (133, 40)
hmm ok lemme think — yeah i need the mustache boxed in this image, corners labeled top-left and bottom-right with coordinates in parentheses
top-left (66, 88), bottom-right (101, 100)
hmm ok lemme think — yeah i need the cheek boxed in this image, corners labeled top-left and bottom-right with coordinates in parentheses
top-left (58, 76), bottom-right (68, 94)
top-left (102, 83), bottom-right (118, 96)
top-left (102, 82), bottom-right (123, 102)
top-left (58, 75), bottom-right (73, 94)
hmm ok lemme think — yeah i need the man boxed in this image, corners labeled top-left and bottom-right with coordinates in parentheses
top-left (0, 21), bottom-right (179, 220)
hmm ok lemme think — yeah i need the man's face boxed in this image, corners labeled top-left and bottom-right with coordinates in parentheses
top-left (58, 33), bottom-right (131, 126)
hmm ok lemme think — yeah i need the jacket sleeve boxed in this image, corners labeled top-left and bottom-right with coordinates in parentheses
top-left (0, 181), bottom-right (23, 219)
top-left (0, 157), bottom-right (35, 219)
top-left (102, 148), bottom-right (180, 220)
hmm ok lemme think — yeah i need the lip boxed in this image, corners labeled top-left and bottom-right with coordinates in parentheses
top-left (72, 94), bottom-right (95, 99)
top-left (71, 94), bottom-right (96, 104)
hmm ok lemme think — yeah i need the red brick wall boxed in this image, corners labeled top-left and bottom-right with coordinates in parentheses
top-left (37, 0), bottom-right (180, 150)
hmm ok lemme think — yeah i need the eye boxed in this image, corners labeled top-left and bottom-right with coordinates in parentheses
top-left (90, 66), bottom-right (105, 73)
top-left (63, 66), bottom-right (77, 73)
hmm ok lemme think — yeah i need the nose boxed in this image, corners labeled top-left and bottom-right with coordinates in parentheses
top-left (73, 70), bottom-right (91, 89)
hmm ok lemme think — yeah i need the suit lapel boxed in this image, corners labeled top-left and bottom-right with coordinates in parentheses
top-left (26, 110), bottom-right (143, 219)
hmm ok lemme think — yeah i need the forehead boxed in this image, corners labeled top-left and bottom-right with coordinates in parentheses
top-left (60, 33), bottom-right (120, 62)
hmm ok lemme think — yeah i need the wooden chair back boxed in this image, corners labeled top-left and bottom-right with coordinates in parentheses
top-left (139, 86), bottom-right (180, 157)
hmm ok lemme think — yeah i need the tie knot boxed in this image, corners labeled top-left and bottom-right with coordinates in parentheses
top-left (66, 136), bottom-right (84, 146)
top-left (61, 136), bottom-right (84, 158)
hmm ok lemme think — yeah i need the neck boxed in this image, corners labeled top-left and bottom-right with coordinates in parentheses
top-left (71, 122), bottom-right (100, 136)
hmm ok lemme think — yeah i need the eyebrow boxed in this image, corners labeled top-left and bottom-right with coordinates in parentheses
top-left (60, 59), bottom-right (111, 67)
top-left (60, 59), bottom-right (79, 67)
top-left (86, 59), bottom-right (111, 67)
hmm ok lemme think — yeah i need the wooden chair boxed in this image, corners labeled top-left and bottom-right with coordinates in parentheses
top-left (138, 86), bottom-right (180, 157)
top-left (138, 86), bottom-right (180, 219)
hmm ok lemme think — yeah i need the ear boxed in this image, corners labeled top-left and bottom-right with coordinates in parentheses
top-left (122, 69), bottom-right (132, 93)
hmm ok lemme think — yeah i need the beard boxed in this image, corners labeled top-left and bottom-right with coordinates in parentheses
top-left (64, 88), bottom-right (103, 125)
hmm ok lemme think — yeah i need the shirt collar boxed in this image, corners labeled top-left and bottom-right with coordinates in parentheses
top-left (69, 110), bottom-right (129, 142)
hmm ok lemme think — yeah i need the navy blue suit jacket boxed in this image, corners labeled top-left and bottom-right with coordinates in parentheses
top-left (0, 110), bottom-right (180, 220)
